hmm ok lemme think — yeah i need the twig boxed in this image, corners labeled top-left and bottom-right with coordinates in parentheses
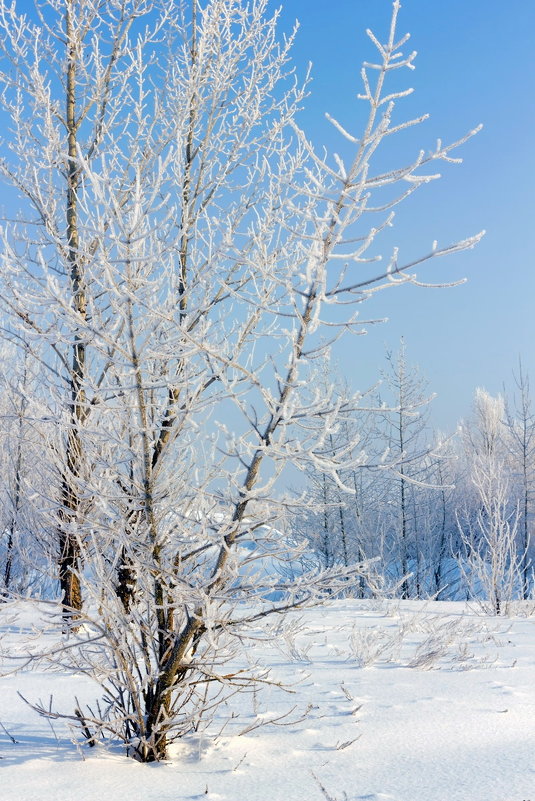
top-left (74, 702), bottom-right (96, 747)
top-left (0, 720), bottom-right (18, 744)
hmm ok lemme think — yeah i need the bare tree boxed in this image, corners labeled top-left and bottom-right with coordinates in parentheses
top-left (0, 0), bottom-right (482, 760)
top-left (0, 355), bottom-right (29, 597)
top-left (375, 339), bottom-right (437, 598)
top-left (418, 434), bottom-right (458, 599)
top-left (0, 0), bottom-right (156, 622)
top-left (0, 345), bottom-right (52, 597)
top-left (504, 361), bottom-right (535, 599)
top-left (294, 379), bottom-right (384, 598)
top-left (457, 388), bottom-right (522, 614)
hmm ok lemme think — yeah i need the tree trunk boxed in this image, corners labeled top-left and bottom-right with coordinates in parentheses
top-left (57, 0), bottom-right (87, 625)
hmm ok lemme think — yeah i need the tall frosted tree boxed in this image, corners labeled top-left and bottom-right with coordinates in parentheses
top-left (0, 0), bottom-right (481, 760)
top-left (0, 348), bottom-right (50, 597)
top-left (375, 340), bottom-right (437, 598)
top-left (0, 0), bottom-right (157, 620)
top-left (504, 363), bottom-right (535, 599)
top-left (457, 388), bottom-right (521, 614)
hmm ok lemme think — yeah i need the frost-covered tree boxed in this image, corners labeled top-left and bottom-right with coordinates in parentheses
top-left (293, 396), bottom-right (374, 594)
top-left (296, 349), bottom-right (462, 601)
top-left (504, 362), bottom-right (535, 599)
top-left (391, 429), bottom-right (461, 600)
top-left (0, 0), bottom-right (159, 620)
top-left (0, 0), bottom-right (481, 760)
top-left (457, 388), bottom-right (522, 614)
top-left (375, 340), bottom-right (438, 598)
top-left (0, 347), bottom-right (52, 597)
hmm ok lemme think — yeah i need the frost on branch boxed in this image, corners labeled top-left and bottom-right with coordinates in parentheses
top-left (0, 0), bottom-right (481, 761)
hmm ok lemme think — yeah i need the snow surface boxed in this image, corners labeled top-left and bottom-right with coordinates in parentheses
top-left (1, 600), bottom-right (534, 801)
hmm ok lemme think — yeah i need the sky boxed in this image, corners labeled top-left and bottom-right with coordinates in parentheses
top-left (276, 0), bottom-right (535, 432)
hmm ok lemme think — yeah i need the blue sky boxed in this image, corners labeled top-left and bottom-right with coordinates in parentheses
top-left (277, 0), bottom-right (535, 431)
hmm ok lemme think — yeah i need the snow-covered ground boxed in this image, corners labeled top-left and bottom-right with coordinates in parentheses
top-left (1, 600), bottom-right (534, 801)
